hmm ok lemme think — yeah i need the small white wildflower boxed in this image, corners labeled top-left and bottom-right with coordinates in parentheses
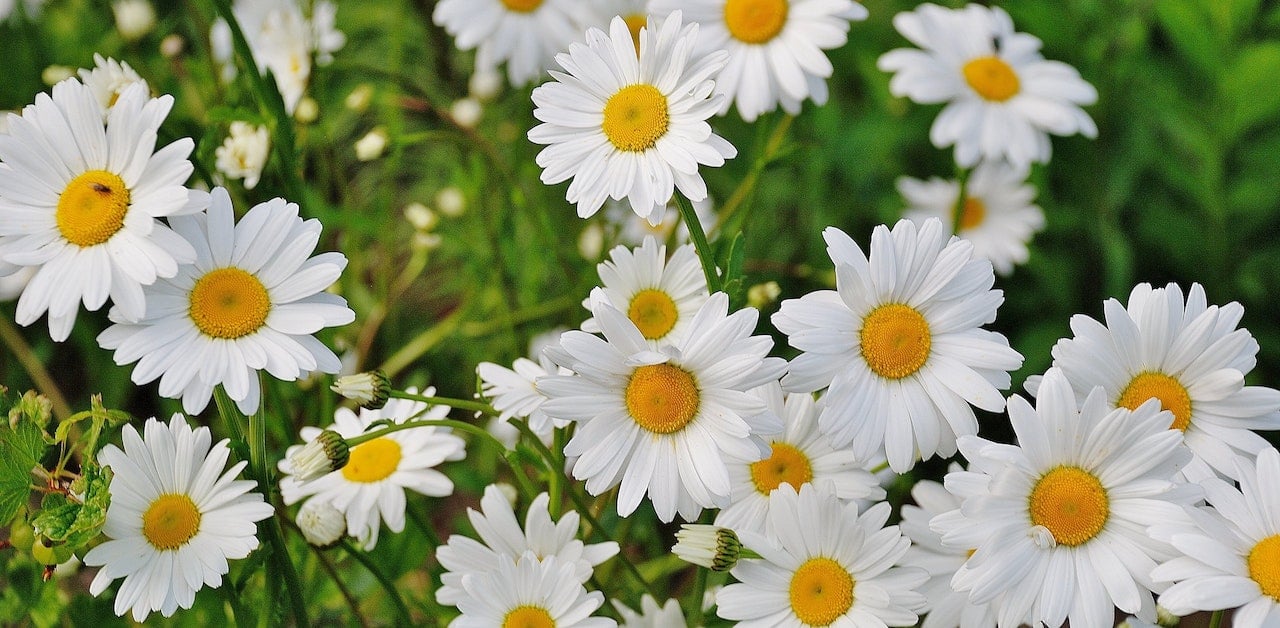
top-left (296, 500), bottom-right (346, 547)
top-left (214, 121), bottom-right (270, 190)
top-left (355, 128), bottom-right (388, 161)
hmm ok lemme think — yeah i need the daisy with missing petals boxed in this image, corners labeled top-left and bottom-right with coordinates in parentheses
top-left (582, 236), bottom-right (709, 347)
top-left (97, 188), bottom-right (354, 415)
top-left (83, 415), bottom-right (273, 622)
top-left (433, 0), bottom-right (590, 88)
top-left (716, 382), bottom-right (884, 535)
top-left (1031, 282), bottom-right (1280, 479)
top-left (540, 292), bottom-right (786, 522)
top-left (436, 484), bottom-right (619, 605)
top-left (877, 3), bottom-right (1097, 169)
top-left (717, 483), bottom-right (927, 626)
top-left (279, 389), bottom-right (466, 549)
top-left (451, 552), bottom-right (614, 627)
top-left (932, 368), bottom-right (1197, 628)
top-left (0, 79), bottom-right (207, 341)
top-left (899, 160), bottom-right (1045, 276)
top-left (1153, 447), bottom-right (1280, 626)
top-left (529, 11), bottom-right (737, 223)
top-left (772, 218), bottom-right (1023, 472)
top-left (651, 0), bottom-right (868, 122)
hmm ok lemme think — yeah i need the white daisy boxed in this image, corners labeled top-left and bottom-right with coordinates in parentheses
top-left (77, 54), bottom-right (148, 114)
top-left (715, 382), bottom-right (884, 535)
top-left (83, 415), bottom-right (274, 622)
top-left (0, 79), bottom-right (208, 341)
top-left (604, 193), bottom-right (717, 248)
top-left (582, 235), bottom-right (709, 348)
top-left (613, 594), bottom-right (686, 627)
top-left (932, 367), bottom-right (1198, 628)
top-left (716, 483), bottom-right (927, 626)
top-left (1030, 282), bottom-right (1280, 479)
top-left (1153, 447), bottom-right (1280, 626)
top-left (433, 0), bottom-right (591, 89)
top-left (771, 218), bottom-right (1023, 472)
top-left (651, 0), bottom-right (868, 122)
top-left (279, 389), bottom-right (466, 549)
top-left (97, 187), bottom-right (354, 415)
top-left (877, 3), bottom-right (1097, 169)
top-left (478, 352), bottom-right (568, 441)
top-left (436, 484), bottom-right (620, 605)
top-left (899, 160), bottom-right (1045, 276)
top-left (528, 11), bottom-right (737, 223)
top-left (540, 291), bottom-right (786, 522)
top-left (451, 552), bottom-right (615, 627)
top-left (214, 121), bottom-right (270, 190)
top-left (592, 0), bottom-right (655, 54)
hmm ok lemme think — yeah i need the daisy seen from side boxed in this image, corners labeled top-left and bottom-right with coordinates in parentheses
top-left (582, 235), bottom-right (709, 348)
top-left (451, 552), bottom-right (615, 627)
top-left (478, 352), bottom-right (568, 441)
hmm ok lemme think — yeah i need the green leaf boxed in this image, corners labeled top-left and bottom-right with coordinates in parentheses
top-left (0, 413), bottom-right (48, 524)
top-left (1154, 1), bottom-right (1222, 78)
top-left (30, 464), bottom-right (112, 550)
top-left (1221, 43), bottom-right (1280, 140)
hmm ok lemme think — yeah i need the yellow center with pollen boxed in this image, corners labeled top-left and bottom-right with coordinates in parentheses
top-left (602, 84), bottom-right (669, 152)
top-left (724, 0), bottom-right (789, 44)
top-left (500, 0), bottom-right (542, 12)
top-left (959, 197), bottom-right (986, 231)
top-left (189, 267), bottom-right (272, 339)
top-left (625, 364), bottom-right (699, 434)
top-left (142, 493), bottom-right (201, 551)
top-left (1117, 372), bottom-right (1193, 431)
top-left (628, 289), bottom-right (679, 340)
top-left (342, 437), bottom-right (403, 483)
top-left (1248, 535), bottom-right (1280, 601)
top-left (624, 13), bottom-right (647, 55)
top-left (750, 442), bottom-right (814, 495)
top-left (56, 170), bottom-right (130, 247)
top-left (963, 56), bottom-right (1020, 102)
top-left (789, 557), bottom-right (854, 626)
top-left (859, 303), bottom-right (931, 379)
top-left (1028, 466), bottom-right (1109, 547)
top-left (502, 605), bottom-right (556, 628)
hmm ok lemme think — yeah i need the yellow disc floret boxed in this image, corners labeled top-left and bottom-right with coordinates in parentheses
top-left (959, 197), bottom-right (986, 231)
top-left (602, 84), bottom-right (670, 152)
top-left (142, 493), bottom-right (202, 551)
top-left (1117, 372), bottom-right (1193, 431)
top-left (342, 437), bottom-right (403, 483)
top-left (1028, 466), bottom-right (1109, 547)
top-left (963, 56), bottom-right (1021, 102)
top-left (789, 556), bottom-right (854, 626)
top-left (502, 605), bottom-right (555, 628)
top-left (500, 0), bottom-right (542, 13)
top-left (624, 13), bottom-right (647, 55)
top-left (625, 363), bottom-right (700, 434)
top-left (189, 267), bottom-right (272, 339)
top-left (859, 303), bottom-right (932, 379)
top-left (750, 442), bottom-right (814, 495)
top-left (1248, 535), bottom-right (1280, 601)
top-left (628, 289), bottom-right (680, 340)
top-left (724, 0), bottom-right (789, 45)
top-left (56, 170), bottom-right (131, 247)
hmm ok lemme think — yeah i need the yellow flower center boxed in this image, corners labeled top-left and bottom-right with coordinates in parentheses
top-left (749, 442), bottom-right (814, 495)
top-left (789, 557), bottom-right (854, 626)
top-left (625, 363), bottom-right (699, 434)
top-left (142, 493), bottom-right (201, 551)
top-left (56, 170), bottom-right (131, 247)
top-left (500, 0), bottom-right (542, 13)
top-left (1248, 535), bottom-right (1280, 601)
top-left (859, 303), bottom-right (931, 379)
top-left (624, 13), bottom-right (647, 55)
top-left (1028, 466), bottom-right (1109, 547)
top-left (958, 197), bottom-right (986, 231)
top-left (189, 267), bottom-right (272, 339)
top-left (342, 437), bottom-right (403, 483)
top-left (963, 56), bottom-right (1021, 102)
top-left (724, 0), bottom-right (789, 45)
top-left (602, 84), bottom-right (669, 152)
top-left (628, 289), bottom-right (679, 340)
top-left (503, 605), bottom-right (555, 628)
top-left (1117, 372), bottom-right (1193, 431)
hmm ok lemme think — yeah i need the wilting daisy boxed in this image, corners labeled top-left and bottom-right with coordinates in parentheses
top-left (651, 0), bottom-right (867, 122)
top-left (451, 552), bottom-right (614, 627)
top-left (0, 79), bottom-right (207, 341)
top-left (436, 484), bottom-right (619, 605)
top-left (582, 236), bottom-right (709, 347)
top-left (1153, 447), bottom-right (1280, 626)
top-left (83, 415), bottom-right (273, 622)
top-left (933, 367), bottom-right (1197, 628)
top-left (77, 54), bottom-right (148, 114)
top-left (716, 382), bottom-right (883, 535)
top-left (541, 292), bottom-right (786, 522)
top-left (434, 0), bottom-right (589, 88)
top-left (214, 121), bottom-right (270, 190)
top-left (613, 595), bottom-right (686, 627)
top-left (1030, 282), bottom-right (1280, 478)
top-left (97, 187), bottom-right (354, 415)
top-left (529, 11), bottom-right (737, 223)
top-left (877, 3), bottom-right (1097, 169)
top-left (772, 218), bottom-right (1023, 472)
top-left (279, 389), bottom-right (466, 549)
top-left (899, 160), bottom-right (1045, 276)
top-left (717, 483), bottom-right (927, 626)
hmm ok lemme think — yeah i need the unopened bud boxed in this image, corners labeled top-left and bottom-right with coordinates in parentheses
top-left (672, 524), bottom-right (742, 572)
top-left (288, 430), bottom-right (350, 483)
top-left (355, 127), bottom-right (388, 161)
top-left (296, 499), bottom-right (346, 548)
top-left (331, 370), bottom-right (391, 409)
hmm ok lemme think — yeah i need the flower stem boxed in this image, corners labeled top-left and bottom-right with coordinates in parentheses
top-left (714, 113), bottom-right (793, 237)
top-left (950, 166), bottom-right (973, 235)
top-left (674, 190), bottom-right (722, 293)
top-left (386, 389), bottom-right (498, 416)
top-left (0, 315), bottom-right (72, 421)
top-left (340, 539), bottom-right (415, 626)
top-left (1208, 610), bottom-right (1223, 628)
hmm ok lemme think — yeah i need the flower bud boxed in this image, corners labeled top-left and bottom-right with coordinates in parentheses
top-left (331, 370), bottom-right (391, 409)
top-left (288, 430), bottom-right (350, 483)
top-left (355, 128), bottom-right (388, 161)
top-left (672, 524), bottom-right (742, 572)
top-left (296, 500), bottom-right (346, 548)
top-left (113, 0), bottom-right (155, 42)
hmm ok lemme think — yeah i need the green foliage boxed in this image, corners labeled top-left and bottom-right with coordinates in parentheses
top-left (0, 394), bottom-right (50, 526)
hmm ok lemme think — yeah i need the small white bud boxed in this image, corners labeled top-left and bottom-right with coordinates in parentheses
top-left (112, 0), bottom-right (156, 41)
top-left (434, 187), bottom-right (465, 217)
top-left (673, 524), bottom-right (742, 571)
top-left (746, 281), bottom-right (782, 309)
top-left (296, 500), bottom-right (346, 548)
top-left (294, 97), bottom-right (319, 124)
top-left (345, 84), bottom-right (374, 112)
top-left (159, 34), bottom-right (185, 58)
top-left (468, 70), bottom-right (503, 101)
top-left (42, 65), bottom-right (75, 86)
top-left (287, 430), bottom-right (351, 483)
top-left (403, 202), bottom-right (438, 231)
top-left (331, 371), bottom-right (392, 409)
top-left (355, 128), bottom-right (389, 161)
top-left (450, 97), bottom-right (482, 129)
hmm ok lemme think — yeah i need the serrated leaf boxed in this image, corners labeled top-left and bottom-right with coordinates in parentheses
top-left (0, 416), bottom-right (48, 524)
top-left (29, 464), bottom-right (111, 548)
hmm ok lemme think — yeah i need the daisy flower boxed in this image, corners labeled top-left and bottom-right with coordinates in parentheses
top-left (0, 0), bottom-right (43, 21)
top-left (716, 483), bottom-right (927, 626)
top-left (540, 292), bottom-right (786, 522)
top-left (0, 79), bottom-right (208, 341)
top-left (1030, 282), bottom-right (1280, 479)
top-left (433, 0), bottom-right (590, 89)
top-left (582, 236), bottom-right (709, 347)
top-left (528, 11), bottom-right (737, 223)
top-left (715, 382), bottom-right (884, 535)
top-left (1153, 447), bottom-right (1280, 626)
top-left (77, 54), bottom-right (148, 114)
top-left (451, 552), bottom-right (614, 627)
top-left (436, 484), bottom-right (620, 605)
top-left (604, 193), bottom-right (717, 248)
top-left (214, 121), bottom-right (270, 190)
top-left (279, 389), bottom-right (466, 549)
top-left (899, 160), bottom-right (1045, 276)
top-left (877, 3), bottom-right (1097, 169)
top-left (771, 218), bottom-right (1023, 472)
top-left (97, 187), bottom-right (354, 415)
top-left (83, 415), bottom-right (273, 622)
top-left (478, 352), bottom-right (568, 441)
top-left (593, 0), bottom-right (655, 54)
top-left (613, 595), bottom-right (686, 627)
top-left (932, 367), bottom-right (1197, 628)
top-left (650, 0), bottom-right (868, 122)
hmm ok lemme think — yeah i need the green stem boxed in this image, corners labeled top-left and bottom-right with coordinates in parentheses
top-left (347, 417), bottom-right (501, 449)
top-left (713, 113), bottom-right (793, 237)
top-left (387, 389), bottom-right (498, 416)
top-left (0, 315), bottom-right (72, 421)
top-left (674, 191), bottom-right (723, 293)
top-left (340, 539), bottom-right (415, 626)
top-left (312, 547), bottom-right (371, 628)
top-left (686, 511), bottom-right (714, 626)
top-left (950, 166), bottom-right (973, 235)
top-left (1208, 610), bottom-right (1223, 628)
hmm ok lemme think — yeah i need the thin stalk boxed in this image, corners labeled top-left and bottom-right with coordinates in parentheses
top-left (674, 191), bottom-right (723, 293)
top-left (313, 548), bottom-right (372, 628)
top-left (347, 417), bottom-right (501, 449)
top-left (340, 539), bottom-right (415, 626)
top-left (1208, 610), bottom-right (1224, 628)
top-left (0, 316), bottom-right (71, 420)
top-left (950, 166), bottom-right (973, 235)
top-left (387, 389), bottom-right (497, 416)
top-left (713, 114), bottom-right (794, 236)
